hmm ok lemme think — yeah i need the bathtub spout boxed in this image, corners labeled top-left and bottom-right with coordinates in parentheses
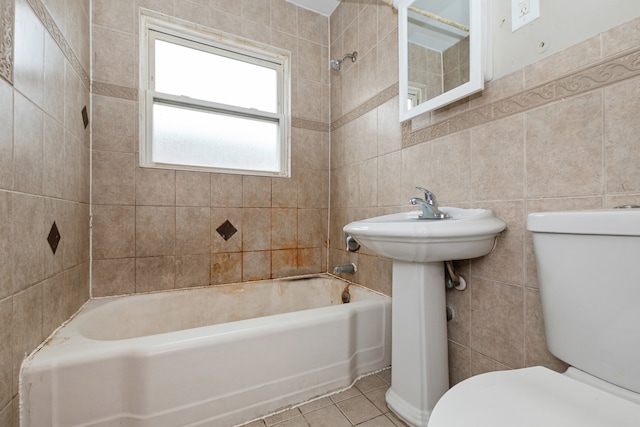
top-left (333, 263), bottom-right (357, 274)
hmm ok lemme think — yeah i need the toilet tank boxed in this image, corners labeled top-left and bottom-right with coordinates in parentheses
top-left (527, 209), bottom-right (640, 394)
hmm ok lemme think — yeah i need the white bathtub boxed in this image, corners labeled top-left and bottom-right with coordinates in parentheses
top-left (20, 275), bottom-right (391, 427)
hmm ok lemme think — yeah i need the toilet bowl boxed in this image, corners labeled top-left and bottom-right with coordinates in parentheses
top-left (428, 209), bottom-right (640, 426)
top-left (429, 367), bottom-right (640, 427)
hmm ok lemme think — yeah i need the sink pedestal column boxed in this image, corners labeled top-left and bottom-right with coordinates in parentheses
top-left (385, 261), bottom-right (449, 427)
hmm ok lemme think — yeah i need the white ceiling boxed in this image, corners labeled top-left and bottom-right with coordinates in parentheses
top-left (285, 0), bottom-right (341, 16)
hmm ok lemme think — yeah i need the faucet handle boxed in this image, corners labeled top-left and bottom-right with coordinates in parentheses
top-left (415, 187), bottom-right (435, 204)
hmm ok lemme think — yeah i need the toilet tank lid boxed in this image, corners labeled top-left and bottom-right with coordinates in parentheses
top-left (527, 209), bottom-right (640, 236)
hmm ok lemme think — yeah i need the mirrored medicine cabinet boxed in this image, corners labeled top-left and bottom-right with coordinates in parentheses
top-left (397, 0), bottom-right (491, 122)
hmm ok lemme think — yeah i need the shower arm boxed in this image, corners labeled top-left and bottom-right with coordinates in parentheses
top-left (338, 52), bottom-right (357, 63)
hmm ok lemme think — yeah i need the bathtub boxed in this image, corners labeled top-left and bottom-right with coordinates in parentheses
top-left (20, 275), bottom-right (391, 427)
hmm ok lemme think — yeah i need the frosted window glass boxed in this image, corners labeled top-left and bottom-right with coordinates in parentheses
top-left (155, 40), bottom-right (278, 113)
top-left (152, 104), bottom-right (279, 173)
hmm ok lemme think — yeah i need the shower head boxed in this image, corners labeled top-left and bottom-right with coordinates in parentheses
top-left (330, 51), bottom-right (358, 71)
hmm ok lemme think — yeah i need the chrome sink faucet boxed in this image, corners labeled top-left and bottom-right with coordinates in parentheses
top-left (410, 187), bottom-right (450, 219)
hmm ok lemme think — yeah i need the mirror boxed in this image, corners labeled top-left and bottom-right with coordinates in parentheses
top-left (398, 0), bottom-right (488, 121)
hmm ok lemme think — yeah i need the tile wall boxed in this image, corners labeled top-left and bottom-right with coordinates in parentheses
top-left (91, 0), bottom-right (330, 296)
top-left (4, 0), bottom-right (640, 423)
top-left (329, 2), bottom-right (640, 386)
top-left (0, 0), bottom-right (91, 423)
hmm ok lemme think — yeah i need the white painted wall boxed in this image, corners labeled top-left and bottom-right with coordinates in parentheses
top-left (491, 0), bottom-right (640, 78)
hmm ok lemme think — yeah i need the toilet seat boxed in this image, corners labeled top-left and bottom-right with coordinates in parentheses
top-left (428, 366), bottom-right (640, 427)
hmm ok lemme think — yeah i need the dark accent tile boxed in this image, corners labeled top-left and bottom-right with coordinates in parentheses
top-left (81, 106), bottom-right (89, 129)
top-left (216, 220), bottom-right (237, 241)
top-left (47, 221), bottom-right (61, 254)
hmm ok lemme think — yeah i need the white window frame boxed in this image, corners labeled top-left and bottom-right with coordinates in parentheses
top-left (139, 12), bottom-right (291, 177)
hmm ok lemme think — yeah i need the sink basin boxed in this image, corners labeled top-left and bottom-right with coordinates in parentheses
top-left (344, 207), bottom-right (507, 263)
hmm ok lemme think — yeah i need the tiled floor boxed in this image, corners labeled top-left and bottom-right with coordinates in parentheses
top-left (242, 369), bottom-right (410, 427)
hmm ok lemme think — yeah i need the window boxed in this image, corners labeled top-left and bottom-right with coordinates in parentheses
top-left (140, 14), bottom-right (291, 176)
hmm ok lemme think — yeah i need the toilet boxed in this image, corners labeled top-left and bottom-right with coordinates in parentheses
top-left (429, 209), bottom-right (640, 426)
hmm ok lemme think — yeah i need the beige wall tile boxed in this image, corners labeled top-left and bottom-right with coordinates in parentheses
top-left (525, 36), bottom-right (602, 88)
top-left (92, 258), bottom-right (135, 297)
top-left (243, 176), bottom-right (272, 208)
top-left (272, 175), bottom-right (298, 208)
top-left (175, 254), bottom-right (211, 288)
top-left (135, 206), bottom-right (176, 257)
top-left (0, 193), bottom-right (12, 300)
top-left (63, 132), bottom-right (82, 203)
top-left (525, 288), bottom-right (569, 372)
top-left (12, 285), bottom-right (43, 395)
top-left (602, 15), bottom-right (640, 57)
top-left (12, 194), bottom-right (44, 293)
top-left (298, 209), bottom-right (322, 248)
top-left (13, 0), bottom-right (45, 107)
top-left (272, 249), bottom-right (298, 278)
top-left (471, 201), bottom-right (525, 285)
top-left (470, 278), bottom-right (525, 369)
top-left (242, 251), bottom-right (271, 281)
top-left (0, 81), bottom-right (12, 190)
top-left (471, 115), bottom-right (525, 201)
top-left (448, 341), bottom-right (471, 386)
top-left (91, 26), bottom-right (136, 88)
top-left (297, 247), bottom-right (322, 275)
top-left (211, 173), bottom-right (243, 207)
top-left (176, 207), bottom-right (210, 255)
top-left (0, 297), bottom-right (12, 408)
top-left (43, 117), bottom-right (65, 198)
top-left (358, 4), bottom-right (377, 57)
top-left (43, 32), bottom-right (65, 122)
top-left (13, 93), bottom-right (43, 195)
top-left (92, 0), bottom-right (136, 34)
top-left (136, 168), bottom-right (176, 206)
top-left (298, 7), bottom-right (327, 46)
top-left (211, 252), bottom-right (242, 285)
top-left (176, 171), bottom-right (210, 207)
top-left (135, 256), bottom-right (175, 292)
top-left (243, 208), bottom-right (271, 251)
top-left (271, 0), bottom-right (298, 36)
top-left (604, 78), bottom-right (640, 193)
top-left (272, 208), bottom-right (297, 249)
top-left (92, 150), bottom-right (136, 205)
top-left (91, 95), bottom-right (137, 153)
top-left (92, 205), bottom-right (135, 259)
top-left (526, 92), bottom-right (603, 198)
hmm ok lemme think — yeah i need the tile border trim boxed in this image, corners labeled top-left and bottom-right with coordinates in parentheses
top-left (330, 84), bottom-right (399, 131)
top-left (402, 46), bottom-right (640, 148)
top-left (0, 0), bottom-right (13, 83)
top-left (92, 81), bottom-right (139, 102)
top-left (291, 117), bottom-right (330, 132)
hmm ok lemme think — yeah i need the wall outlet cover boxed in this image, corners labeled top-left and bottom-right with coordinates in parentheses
top-left (512, 0), bottom-right (540, 31)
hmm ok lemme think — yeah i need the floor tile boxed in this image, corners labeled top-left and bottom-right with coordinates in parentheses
top-left (303, 404), bottom-right (352, 427)
top-left (265, 408), bottom-right (303, 426)
top-left (364, 388), bottom-right (389, 413)
top-left (298, 397), bottom-right (334, 414)
top-left (330, 386), bottom-right (362, 403)
top-left (354, 375), bottom-right (388, 394)
top-left (356, 415), bottom-right (397, 427)
top-left (272, 416), bottom-right (310, 427)
top-left (336, 395), bottom-right (383, 425)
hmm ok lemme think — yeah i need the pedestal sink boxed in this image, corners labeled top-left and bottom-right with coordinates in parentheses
top-left (344, 208), bottom-right (506, 426)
